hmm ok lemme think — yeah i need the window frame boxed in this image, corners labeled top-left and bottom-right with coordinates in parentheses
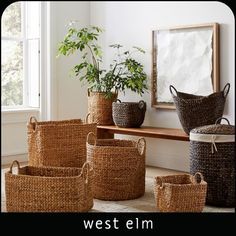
top-left (1, 1), bottom-right (41, 111)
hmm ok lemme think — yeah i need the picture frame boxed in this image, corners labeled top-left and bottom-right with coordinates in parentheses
top-left (151, 23), bottom-right (219, 109)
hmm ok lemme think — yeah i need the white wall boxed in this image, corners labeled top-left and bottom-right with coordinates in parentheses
top-left (51, 1), bottom-right (90, 120)
top-left (90, 1), bottom-right (235, 171)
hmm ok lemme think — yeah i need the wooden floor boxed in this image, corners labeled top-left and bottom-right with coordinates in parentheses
top-left (1, 162), bottom-right (234, 213)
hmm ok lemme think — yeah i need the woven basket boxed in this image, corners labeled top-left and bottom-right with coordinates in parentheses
top-left (190, 117), bottom-right (235, 207)
top-left (154, 172), bottom-right (207, 212)
top-left (112, 99), bottom-right (146, 127)
top-left (88, 90), bottom-right (118, 125)
top-left (86, 132), bottom-right (146, 200)
top-left (169, 83), bottom-right (230, 134)
top-left (27, 114), bottom-right (96, 168)
top-left (5, 160), bottom-right (94, 212)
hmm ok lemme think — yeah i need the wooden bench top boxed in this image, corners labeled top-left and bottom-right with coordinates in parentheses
top-left (97, 125), bottom-right (189, 141)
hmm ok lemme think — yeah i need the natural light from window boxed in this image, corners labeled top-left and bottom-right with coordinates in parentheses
top-left (1, 2), bottom-right (40, 110)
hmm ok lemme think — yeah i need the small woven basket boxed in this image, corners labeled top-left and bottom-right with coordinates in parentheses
top-left (88, 90), bottom-right (118, 125)
top-left (169, 83), bottom-right (230, 134)
top-left (154, 172), bottom-right (207, 212)
top-left (190, 117), bottom-right (235, 207)
top-left (5, 160), bottom-right (94, 212)
top-left (86, 132), bottom-right (146, 200)
top-left (27, 114), bottom-right (96, 168)
top-left (112, 99), bottom-right (146, 127)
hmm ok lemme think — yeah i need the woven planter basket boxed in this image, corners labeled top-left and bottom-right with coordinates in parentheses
top-left (190, 117), bottom-right (235, 207)
top-left (154, 172), bottom-right (207, 212)
top-left (27, 115), bottom-right (96, 168)
top-left (169, 83), bottom-right (230, 134)
top-left (88, 90), bottom-right (118, 125)
top-left (5, 160), bottom-right (94, 212)
top-left (112, 99), bottom-right (146, 127)
top-left (86, 132), bottom-right (146, 200)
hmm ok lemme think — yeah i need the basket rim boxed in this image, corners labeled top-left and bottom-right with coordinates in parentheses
top-left (5, 164), bottom-right (92, 179)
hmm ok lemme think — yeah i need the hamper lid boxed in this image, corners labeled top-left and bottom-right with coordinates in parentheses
top-left (190, 117), bottom-right (235, 135)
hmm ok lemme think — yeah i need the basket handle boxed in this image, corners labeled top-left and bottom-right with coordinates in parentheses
top-left (81, 162), bottom-right (91, 184)
top-left (86, 132), bottom-right (97, 146)
top-left (169, 85), bottom-right (178, 96)
top-left (115, 99), bottom-right (121, 103)
top-left (85, 113), bottom-right (90, 123)
top-left (222, 83), bottom-right (230, 98)
top-left (9, 160), bottom-right (20, 174)
top-left (138, 100), bottom-right (146, 110)
top-left (215, 117), bottom-right (230, 125)
top-left (137, 137), bottom-right (146, 156)
top-left (194, 172), bottom-right (204, 184)
top-left (156, 176), bottom-right (164, 189)
top-left (29, 116), bottom-right (38, 125)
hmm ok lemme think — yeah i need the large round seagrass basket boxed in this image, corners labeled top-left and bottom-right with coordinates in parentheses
top-left (86, 132), bottom-right (146, 200)
top-left (5, 160), bottom-right (94, 212)
top-left (190, 117), bottom-right (235, 207)
top-left (170, 83), bottom-right (230, 134)
top-left (112, 99), bottom-right (146, 127)
top-left (27, 115), bottom-right (96, 168)
top-left (88, 90), bottom-right (118, 125)
top-left (154, 172), bottom-right (207, 212)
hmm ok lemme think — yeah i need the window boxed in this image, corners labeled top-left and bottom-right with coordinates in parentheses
top-left (1, 2), bottom-right (41, 109)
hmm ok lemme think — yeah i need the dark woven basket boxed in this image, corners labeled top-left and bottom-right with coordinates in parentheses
top-left (190, 117), bottom-right (235, 207)
top-left (112, 100), bottom-right (146, 127)
top-left (170, 83), bottom-right (230, 134)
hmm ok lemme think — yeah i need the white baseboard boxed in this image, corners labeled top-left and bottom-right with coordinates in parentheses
top-left (1, 153), bottom-right (28, 166)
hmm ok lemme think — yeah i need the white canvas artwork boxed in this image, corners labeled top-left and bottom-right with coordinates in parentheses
top-left (156, 27), bottom-right (214, 103)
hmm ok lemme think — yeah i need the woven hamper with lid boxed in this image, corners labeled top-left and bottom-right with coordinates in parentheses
top-left (86, 132), bottom-right (146, 200)
top-left (170, 83), bottom-right (230, 134)
top-left (5, 160), bottom-right (94, 212)
top-left (154, 172), bottom-right (207, 212)
top-left (27, 115), bottom-right (96, 167)
top-left (190, 117), bottom-right (235, 207)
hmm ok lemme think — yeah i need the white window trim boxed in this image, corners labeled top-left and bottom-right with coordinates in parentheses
top-left (2, 2), bottom-right (54, 119)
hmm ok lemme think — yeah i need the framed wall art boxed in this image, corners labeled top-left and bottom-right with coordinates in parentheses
top-left (151, 23), bottom-right (219, 109)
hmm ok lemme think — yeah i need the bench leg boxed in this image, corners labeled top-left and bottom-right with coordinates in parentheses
top-left (97, 129), bottom-right (114, 139)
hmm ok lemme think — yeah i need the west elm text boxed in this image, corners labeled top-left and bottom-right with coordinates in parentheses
top-left (83, 218), bottom-right (154, 230)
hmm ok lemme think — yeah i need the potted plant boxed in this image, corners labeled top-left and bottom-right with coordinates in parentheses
top-left (57, 22), bottom-right (148, 125)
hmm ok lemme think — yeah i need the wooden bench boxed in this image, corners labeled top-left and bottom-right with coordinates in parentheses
top-left (97, 125), bottom-right (189, 141)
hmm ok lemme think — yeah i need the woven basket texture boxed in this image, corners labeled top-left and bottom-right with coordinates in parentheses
top-left (112, 100), bottom-right (146, 127)
top-left (86, 132), bottom-right (146, 200)
top-left (5, 161), bottom-right (94, 212)
top-left (190, 118), bottom-right (235, 207)
top-left (88, 90), bottom-right (118, 125)
top-left (154, 173), bottom-right (207, 212)
top-left (27, 116), bottom-right (96, 168)
top-left (170, 83), bottom-right (230, 134)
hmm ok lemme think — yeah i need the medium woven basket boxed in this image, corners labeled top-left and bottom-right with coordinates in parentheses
top-left (27, 114), bottom-right (96, 167)
top-left (88, 90), bottom-right (118, 125)
top-left (154, 172), bottom-right (207, 212)
top-left (112, 99), bottom-right (146, 127)
top-left (190, 117), bottom-right (235, 207)
top-left (169, 83), bottom-right (230, 134)
top-left (5, 160), bottom-right (94, 212)
top-left (86, 132), bottom-right (146, 200)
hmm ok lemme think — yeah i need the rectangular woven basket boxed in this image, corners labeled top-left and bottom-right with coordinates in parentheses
top-left (5, 160), bottom-right (94, 212)
top-left (154, 173), bottom-right (207, 212)
top-left (27, 115), bottom-right (97, 167)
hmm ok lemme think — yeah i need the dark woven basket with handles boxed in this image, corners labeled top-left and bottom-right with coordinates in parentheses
top-left (112, 99), bottom-right (146, 128)
top-left (190, 117), bottom-right (235, 207)
top-left (170, 83), bottom-right (230, 134)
